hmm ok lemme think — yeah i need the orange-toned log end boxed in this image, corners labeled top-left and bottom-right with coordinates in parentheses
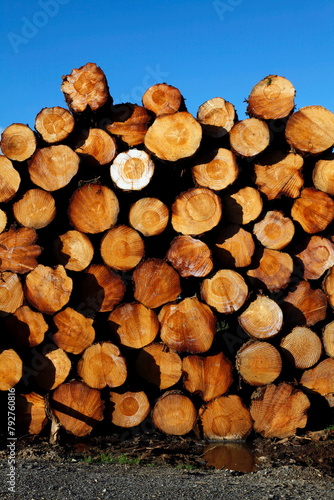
top-left (213, 225), bottom-right (255, 268)
top-left (291, 188), bottom-right (334, 234)
top-left (16, 392), bottom-right (48, 435)
top-left (152, 391), bottom-right (197, 436)
top-left (280, 327), bottom-right (322, 369)
top-left (296, 236), bottom-right (334, 280)
top-left (108, 302), bottom-right (159, 349)
top-left (53, 307), bottom-right (95, 355)
top-left (159, 296), bottom-right (216, 354)
top-left (53, 230), bottom-right (94, 272)
top-left (197, 97), bottom-right (236, 138)
top-left (0, 272), bottom-right (24, 314)
top-left (254, 151), bottom-right (304, 200)
top-left (0, 156), bottom-right (20, 203)
top-left (0, 209), bottom-right (7, 233)
top-left (0, 349), bottom-right (23, 390)
top-left (253, 211), bottom-right (295, 250)
top-left (13, 189), bottom-right (56, 229)
top-left (323, 267), bottom-right (334, 308)
top-left (109, 390), bottom-right (150, 428)
top-left (28, 145), bottom-right (80, 192)
top-left (134, 343), bottom-right (182, 390)
top-left (236, 340), bottom-right (282, 386)
top-left (61, 62), bottom-right (110, 113)
top-left (77, 342), bottom-right (127, 390)
top-left (247, 249), bottom-right (293, 292)
top-left (182, 352), bottom-right (233, 401)
top-left (283, 281), bottom-right (327, 327)
top-left (142, 83), bottom-right (182, 116)
top-left (1, 123), bottom-right (36, 161)
top-left (51, 380), bottom-right (104, 437)
top-left (0, 227), bottom-right (42, 274)
top-left (199, 394), bottom-right (253, 441)
top-left (166, 235), bottom-right (213, 277)
top-left (24, 265), bottom-right (72, 315)
top-left (79, 264), bottom-right (125, 313)
top-left (144, 111), bottom-right (202, 162)
top-left (239, 295), bottom-right (283, 340)
top-left (312, 153), bottom-right (334, 195)
top-left (300, 358), bottom-right (334, 406)
top-left (129, 197), bottom-right (169, 237)
top-left (133, 259), bottom-right (181, 309)
top-left (247, 75), bottom-right (295, 120)
top-left (229, 118), bottom-right (270, 157)
top-left (33, 348), bottom-right (71, 391)
top-left (322, 321), bottom-right (334, 358)
top-left (74, 128), bottom-right (117, 166)
top-left (285, 105), bottom-right (334, 154)
top-left (171, 188), bottom-right (222, 235)
top-left (100, 225), bottom-right (144, 271)
top-left (107, 104), bottom-right (150, 147)
top-left (5, 305), bottom-right (48, 348)
top-left (35, 106), bottom-right (75, 143)
top-left (68, 184), bottom-right (119, 234)
top-left (223, 187), bottom-right (263, 225)
top-left (192, 148), bottom-right (238, 191)
top-left (110, 149), bottom-right (154, 191)
top-left (250, 383), bottom-right (310, 438)
top-left (201, 269), bottom-right (248, 313)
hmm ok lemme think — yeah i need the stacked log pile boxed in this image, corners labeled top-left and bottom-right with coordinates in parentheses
top-left (1, 64), bottom-right (334, 441)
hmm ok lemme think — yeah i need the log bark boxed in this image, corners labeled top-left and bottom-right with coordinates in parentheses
top-left (134, 343), bottom-right (182, 390)
top-left (250, 383), bottom-right (310, 438)
top-left (110, 149), bottom-right (154, 191)
top-left (222, 186), bottom-right (263, 225)
top-left (0, 156), bottom-right (20, 202)
top-left (238, 295), bottom-right (283, 339)
top-left (295, 236), bottom-right (334, 280)
top-left (144, 111), bottom-right (202, 161)
top-left (197, 97), bottom-right (236, 137)
top-left (24, 264), bottom-right (73, 314)
top-left (52, 307), bottom-right (95, 355)
top-left (0, 227), bottom-right (42, 274)
top-left (229, 118), bottom-right (270, 157)
top-left (152, 391), bottom-right (197, 436)
top-left (213, 225), bottom-right (255, 268)
top-left (236, 340), bottom-right (282, 386)
top-left (282, 281), bottom-right (327, 326)
top-left (159, 296), bottom-right (216, 353)
top-left (312, 153), bottom-right (334, 195)
top-left (0, 272), bottom-right (24, 314)
top-left (79, 264), bottom-right (125, 313)
top-left (74, 128), bottom-right (117, 165)
top-left (16, 392), bottom-right (48, 435)
top-left (13, 188), bottom-right (56, 229)
top-left (254, 151), bottom-right (304, 200)
top-left (166, 235), bottom-right (213, 277)
top-left (51, 380), bottom-right (104, 436)
top-left (192, 148), bottom-right (238, 191)
top-left (291, 187), bottom-right (334, 234)
top-left (285, 105), bottom-right (334, 154)
top-left (142, 83), bottom-right (182, 116)
top-left (0, 123), bottom-right (36, 161)
top-left (77, 342), bottom-right (127, 390)
top-left (182, 352), bottom-right (233, 401)
top-left (129, 197), bottom-right (169, 237)
top-left (201, 269), bottom-right (248, 313)
top-left (199, 394), bottom-right (253, 440)
top-left (0, 348), bottom-right (23, 390)
top-left (322, 321), bottom-right (334, 358)
top-left (300, 358), bottom-right (334, 406)
top-left (253, 211), bottom-right (295, 250)
top-left (35, 106), bottom-right (75, 143)
top-left (133, 259), bottom-right (181, 309)
top-left (68, 184), bottom-right (119, 234)
top-left (247, 248), bottom-right (293, 292)
top-left (247, 75), bottom-right (295, 120)
top-left (5, 305), bottom-right (48, 348)
top-left (53, 230), bottom-right (94, 272)
top-left (280, 326), bottom-right (322, 369)
top-left (61, 62), bottom-right (110, 113)
top-left (171, 187), bottom-right (222, 235)
top-left (100, 225), bottom-right (144, 271)
top-left (107, 104), bottom-right (150, 146)
top-left (33, 348), bottom-right (71, 390)
top-left (108, 302), bottom-right (159, 349)
top-left (109, 390), bottom-right (150, 428)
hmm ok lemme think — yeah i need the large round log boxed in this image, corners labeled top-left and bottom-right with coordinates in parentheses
top-left (1, 123), bottom-right (36, 161)
top-left (247, 75), bottom-right (295, 120)
top-left (134, 343), bottom-right (182, 390)
top-left (35, 106), bottom-right (75, 143)
top-left (152, 391), bottom-right (197, 436)
top-left (109, 390), bottom-right (150, 428)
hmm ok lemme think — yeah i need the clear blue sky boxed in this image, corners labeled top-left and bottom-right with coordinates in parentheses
top-left (1, 0), bottom-right (334, 133)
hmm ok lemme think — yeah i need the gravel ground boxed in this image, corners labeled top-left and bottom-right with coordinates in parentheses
top-left (1, 460), bottom-right (334, 500)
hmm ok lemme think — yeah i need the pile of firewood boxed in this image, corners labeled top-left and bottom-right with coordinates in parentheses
top-left (1, 63), bottom-right (334, 441)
